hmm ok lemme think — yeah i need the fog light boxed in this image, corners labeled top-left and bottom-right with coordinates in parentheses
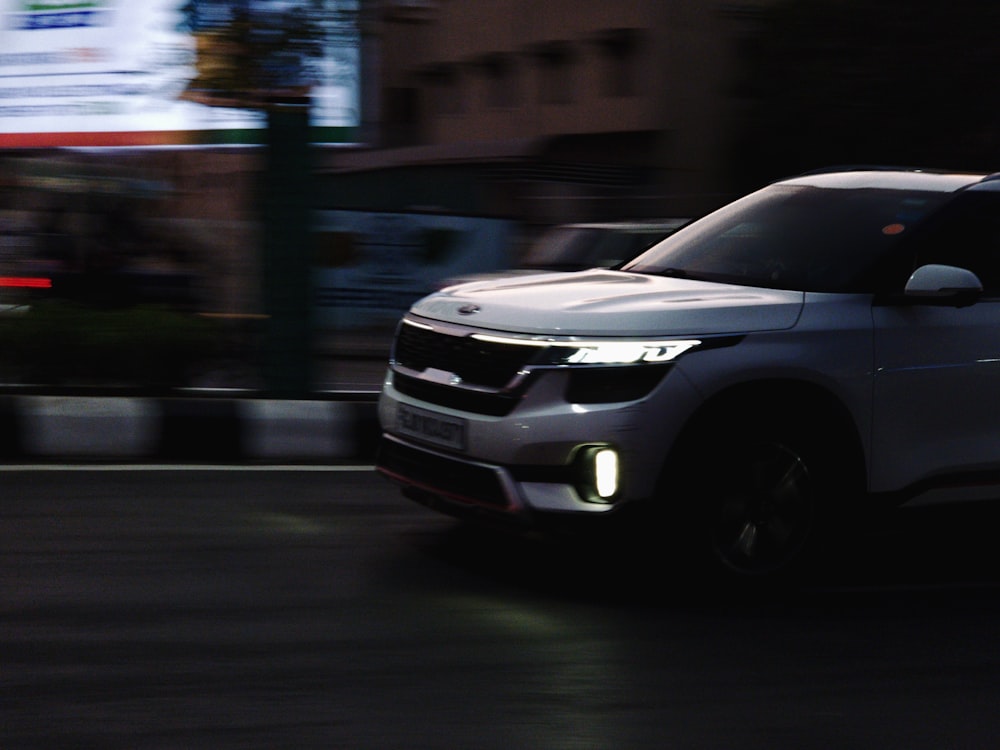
top-left (593, 448), bottom-right (619, 499)
top-left (575, 445), bottom-right (620, 503)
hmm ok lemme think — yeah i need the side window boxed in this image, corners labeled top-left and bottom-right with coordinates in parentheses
top-left (910, 193), bottom-right (1000, 296)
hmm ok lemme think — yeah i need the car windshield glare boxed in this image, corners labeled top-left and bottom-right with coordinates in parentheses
top-left (623, 184), bottom-right (954, 293)
top-left (522, 227), bottom-right (599, 269)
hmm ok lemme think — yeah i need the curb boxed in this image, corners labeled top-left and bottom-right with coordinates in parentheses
top-left (0, 395), bottom-right (380, 462)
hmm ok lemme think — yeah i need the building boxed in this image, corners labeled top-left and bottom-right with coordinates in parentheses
top-left (320, 0), bottom-right (773, 225)
top-left (1, 1), bottom-right (774, 322)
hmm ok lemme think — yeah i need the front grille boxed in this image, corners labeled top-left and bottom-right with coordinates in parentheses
top-left (395, 321), bottom-right (535, 389)
top-left (376, 436), bottom-right (513, 509)
top-left (393, 372), bottom-right (528, 416)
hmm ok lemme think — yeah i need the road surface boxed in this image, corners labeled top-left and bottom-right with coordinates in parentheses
top-left (4, 465), bottom-right (1000, 749)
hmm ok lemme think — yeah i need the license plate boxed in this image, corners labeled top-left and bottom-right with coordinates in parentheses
top-left (396, 404), bottom-right (467, 451)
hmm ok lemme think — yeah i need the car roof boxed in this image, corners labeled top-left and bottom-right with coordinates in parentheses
top-left (781, 168), bottom-right (989, 192)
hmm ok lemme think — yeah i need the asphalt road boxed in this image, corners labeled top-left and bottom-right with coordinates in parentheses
top-left (4, 466), bottom-right (1000, 749)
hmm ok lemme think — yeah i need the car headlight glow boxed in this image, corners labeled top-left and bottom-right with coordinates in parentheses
top-left (555, 340), bottom-right (700, 365)
top-left (470, 334), bottom-right (702, 367)
top-left (593, 448), bottom-right (619, 499)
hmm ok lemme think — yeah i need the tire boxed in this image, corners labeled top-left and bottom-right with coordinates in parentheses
top-left (668, 408), bottom-right (851, 585)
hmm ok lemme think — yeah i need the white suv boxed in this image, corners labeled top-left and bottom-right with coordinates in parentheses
top-left (376, 169), bottom-right (1000, 581)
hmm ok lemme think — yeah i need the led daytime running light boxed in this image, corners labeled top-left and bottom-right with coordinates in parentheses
top-left (471, 333), bottom-right (701, 366)
top-left (560, 341), bottom-right (699, 365)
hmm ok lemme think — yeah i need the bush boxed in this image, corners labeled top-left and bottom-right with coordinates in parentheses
top-left (0, 302), bottom-right (220, 387)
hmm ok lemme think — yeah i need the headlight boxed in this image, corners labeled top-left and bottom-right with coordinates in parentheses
top-left (545, 340), bottom-right (701, 365)
top-left (469, 334), bottom-right (702, 367)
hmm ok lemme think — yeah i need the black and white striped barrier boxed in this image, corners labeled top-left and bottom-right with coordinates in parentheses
top-left (0, 395), bottom-right (380, 461)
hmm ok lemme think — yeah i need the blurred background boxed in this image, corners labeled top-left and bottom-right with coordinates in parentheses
top-left (1, 0), bottom-right (998, 396)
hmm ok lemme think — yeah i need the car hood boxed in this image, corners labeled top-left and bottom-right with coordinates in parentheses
top-left (412, 269), bottom-right (804, 337)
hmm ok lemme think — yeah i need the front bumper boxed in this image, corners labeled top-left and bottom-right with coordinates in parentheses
top-left (376, 364), bottom-right (704, 521)
top-left (376, 433), bottom-right (618, 518)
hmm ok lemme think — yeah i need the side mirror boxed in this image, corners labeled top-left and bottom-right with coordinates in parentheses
top-left (904, 264), bottom-right (983, 305)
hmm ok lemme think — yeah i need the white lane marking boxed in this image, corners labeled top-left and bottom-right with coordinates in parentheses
top-left (0, 464), bottom-right (376, 472)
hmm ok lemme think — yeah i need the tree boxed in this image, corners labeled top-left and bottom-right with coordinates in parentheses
top-left (180, 0), bottom-right (355, 107)
top-left (178, 1), bottom-right (361, 395)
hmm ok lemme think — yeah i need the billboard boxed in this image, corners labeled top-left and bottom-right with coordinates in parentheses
top-left (0, 0), bottom-right (360, 148)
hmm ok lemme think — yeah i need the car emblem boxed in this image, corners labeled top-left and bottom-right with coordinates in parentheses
top-left (457, 304), bottom-right (481, 315)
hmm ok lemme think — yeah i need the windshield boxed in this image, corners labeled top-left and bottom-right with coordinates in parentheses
top-left (523, 226), bottom-right (673, 271)
top-left (623, 184), bottom-right (954, 292)
top-left (523, 227), bottom-right (606, 270)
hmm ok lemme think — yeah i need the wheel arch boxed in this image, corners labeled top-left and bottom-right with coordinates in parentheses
top-left (662, 378), bottom-right (868, 491)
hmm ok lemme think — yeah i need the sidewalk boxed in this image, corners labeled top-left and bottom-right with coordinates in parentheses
top-left (0, 328), bottom-right (393, 463)
top-left (0, 393), bottom-right (381, 463)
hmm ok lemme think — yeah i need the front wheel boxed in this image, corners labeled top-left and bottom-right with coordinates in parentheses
top-left (667, 411), bottom-right (854, 584)
top-left (705, 439), bottom-right (817, 577)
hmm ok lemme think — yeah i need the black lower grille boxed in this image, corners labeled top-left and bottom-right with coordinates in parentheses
top-left (393, 372), bottom-right (531, 416)
top-left (376, 436), bottom-right (512, 509)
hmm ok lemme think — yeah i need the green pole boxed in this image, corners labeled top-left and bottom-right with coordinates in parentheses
top-left (260, 97), bottom-right (313, 397)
